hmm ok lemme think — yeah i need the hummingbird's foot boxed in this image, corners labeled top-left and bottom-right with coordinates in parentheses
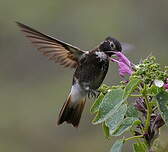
top-left (88, 89), bottom-right (99, 99)
top-left (96, 90), bottom-right (101, 97)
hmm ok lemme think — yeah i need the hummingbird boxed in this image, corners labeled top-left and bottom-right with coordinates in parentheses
top-left (16, 22), bottom-right (122, 127)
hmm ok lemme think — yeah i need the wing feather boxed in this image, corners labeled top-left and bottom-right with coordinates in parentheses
top-left (16, 22), bottom-right (85, 68)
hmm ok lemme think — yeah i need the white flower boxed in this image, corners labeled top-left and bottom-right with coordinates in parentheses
top-left (154, 79), bottom-right (164, 88)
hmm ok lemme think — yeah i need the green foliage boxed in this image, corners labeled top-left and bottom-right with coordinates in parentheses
top-left (133, 56), bottom-right (168, 84)
top-left (123, 78), bottom-right (141, 99)
top-left (92, 88), bottom-right (124, 124)
top-left (110, 139), bottom-right (124, 152)
top-left (91, 55), bottom-right (168, 152)
top-left (112, 117), bottom-right (141, 136)
top-left (102, 122), bottom-right (110, 138)
top-left (133, 142), bottom-right (148, 152)
top-left (126, 105), bottom-right (138, 117)
top-left (156, 91), bottom-right (168, 126)
top-left (90, 93), bottom-right (104, 113)
top-left (147, 85), bottom-right (160, 96)
top-left (106, 104), bottom-right (127, 135)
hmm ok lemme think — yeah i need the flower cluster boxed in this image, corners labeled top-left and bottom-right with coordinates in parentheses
top-left (92, 53), bottom-right (168, 152)
top-left (108, 53), bottom-right (168, 150)
top-left (111, 52), bottom-right (168, 91)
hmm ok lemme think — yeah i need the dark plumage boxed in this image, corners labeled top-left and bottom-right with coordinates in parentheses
top-left (16, 22), bottom-right (122, 127)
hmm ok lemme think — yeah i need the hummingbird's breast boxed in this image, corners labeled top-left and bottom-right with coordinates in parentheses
top-left (73, 51), bottom-right (109, 91)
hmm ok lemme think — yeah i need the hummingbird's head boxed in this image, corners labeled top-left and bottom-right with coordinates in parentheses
top-left (99, 37), bottom-right (122, 56)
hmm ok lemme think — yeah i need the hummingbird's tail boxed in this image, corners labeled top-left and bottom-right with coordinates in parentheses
top-left (57, 93), bottom-right (86, 128)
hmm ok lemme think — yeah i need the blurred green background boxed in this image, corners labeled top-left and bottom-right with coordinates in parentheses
top-left (1, 0), bottom-right (168, 151)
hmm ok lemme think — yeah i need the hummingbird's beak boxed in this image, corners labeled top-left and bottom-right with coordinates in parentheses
top-left (106, 51), bottom-right (115, 53)
top-left (106, 51), bottom-right (117, 56)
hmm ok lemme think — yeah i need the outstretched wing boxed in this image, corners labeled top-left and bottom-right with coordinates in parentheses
top-left (121, 42), bottom-right (135, 53)
top-left (16, 22), bottom-right (85, 68)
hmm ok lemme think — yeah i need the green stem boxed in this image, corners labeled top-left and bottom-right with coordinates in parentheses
top-left (143, 85), bottom-right (152, 133)
top-left (124, 135), bottom-right (144, 142)
top-left (130, 94), bottom-right (143, 97)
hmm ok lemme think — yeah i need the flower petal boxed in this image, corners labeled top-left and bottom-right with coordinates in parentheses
top-left (115, 52), bottom-right (131, 67)
top-left (154, 79), bottom-right (164, 88)
top-left (164, 83), bottom-right (168, 89)
top-left (110, 52), bottom-right (133, 77)
top-left (118, 62), bottom-right (133, 77)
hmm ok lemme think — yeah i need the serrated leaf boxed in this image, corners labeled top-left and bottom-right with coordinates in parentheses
top-left (91, 93), bottom-right (104, 113)
top-left (102, 122), bottom-right (110, 138)
top-left (92, 88), bottom-right (124, 124)
top-left (123, 78), bottom-right (141, 99)
top-left (106, 104), bottom-right (127, 135)
top-left (126, 105), bottom-right (138, 117)
top-left (110, 139), bottom-right (124, 152)
top-left (112, 117), bottom-right (141, 136)
top-left (133, 142), bottom-right (147, 152)
top-left (156, 91), bottom-right (168, 126)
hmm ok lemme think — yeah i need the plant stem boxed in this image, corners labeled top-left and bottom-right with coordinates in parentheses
top-left (143, 85), bottom-right (152, 133)
top-left (130, 94), bottom-right (143, 97)
top-left (124, 135), bottom-right (144, 142)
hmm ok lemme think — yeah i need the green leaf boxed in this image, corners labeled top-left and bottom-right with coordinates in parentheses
top-left (148, 85), bottom-right (160, 95)
top-left (90, 93), bottom-right (104, 113)
top-left (149, 100), bottom-right (157, 107)
top-left (112, 117), bottom-right (141, 136)
top-left (98, 84), bottom-right (111, 94)
top-left (123, 78), bottom-right (141, 99)
top-left (133, 142), bottom-right (148, 152)
top-left (110, 139), bottom-right (124, 152)
top-left (106, 104), bottom-right (127, 135)
top-left (156, 91), bottom-right (168, 125)
top-left (92, 88), bottom-right (124, 124)
top-left (102, 122), bottom-right (110, 138)
top-left (126, 105), bottom-right (138, 117)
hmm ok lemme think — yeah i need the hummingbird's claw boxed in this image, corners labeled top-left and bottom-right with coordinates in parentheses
top-left (88, 90), bottom-right (100, 99)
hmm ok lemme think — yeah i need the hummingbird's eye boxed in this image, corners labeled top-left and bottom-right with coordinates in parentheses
top-left (110, 42), bottom-right (115, 49)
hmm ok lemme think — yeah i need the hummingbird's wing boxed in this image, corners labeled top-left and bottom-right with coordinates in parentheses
top-left (121, 42), bottom-right (135, 53)
top-left (16, 22), bottom-right (85, 68)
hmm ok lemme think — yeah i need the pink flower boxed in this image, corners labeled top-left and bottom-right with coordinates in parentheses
top-left (163, 78), bottom-right (168, 90)
top-left (164, 84), bottom-right (168, 89)
top-left (110, 52), bottom-right (133, 77)
top-left (115, 52), bottom-right (131, 67)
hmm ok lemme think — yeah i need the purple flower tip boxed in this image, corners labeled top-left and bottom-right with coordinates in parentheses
top-left (114, 52), bottom-right (131, 67)
top-left (118, 62), bottom-right (133, 77)
top-left (110, 52), bottom-right (133, 77)
top-left (164, 84), bottom-right (168, 89)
